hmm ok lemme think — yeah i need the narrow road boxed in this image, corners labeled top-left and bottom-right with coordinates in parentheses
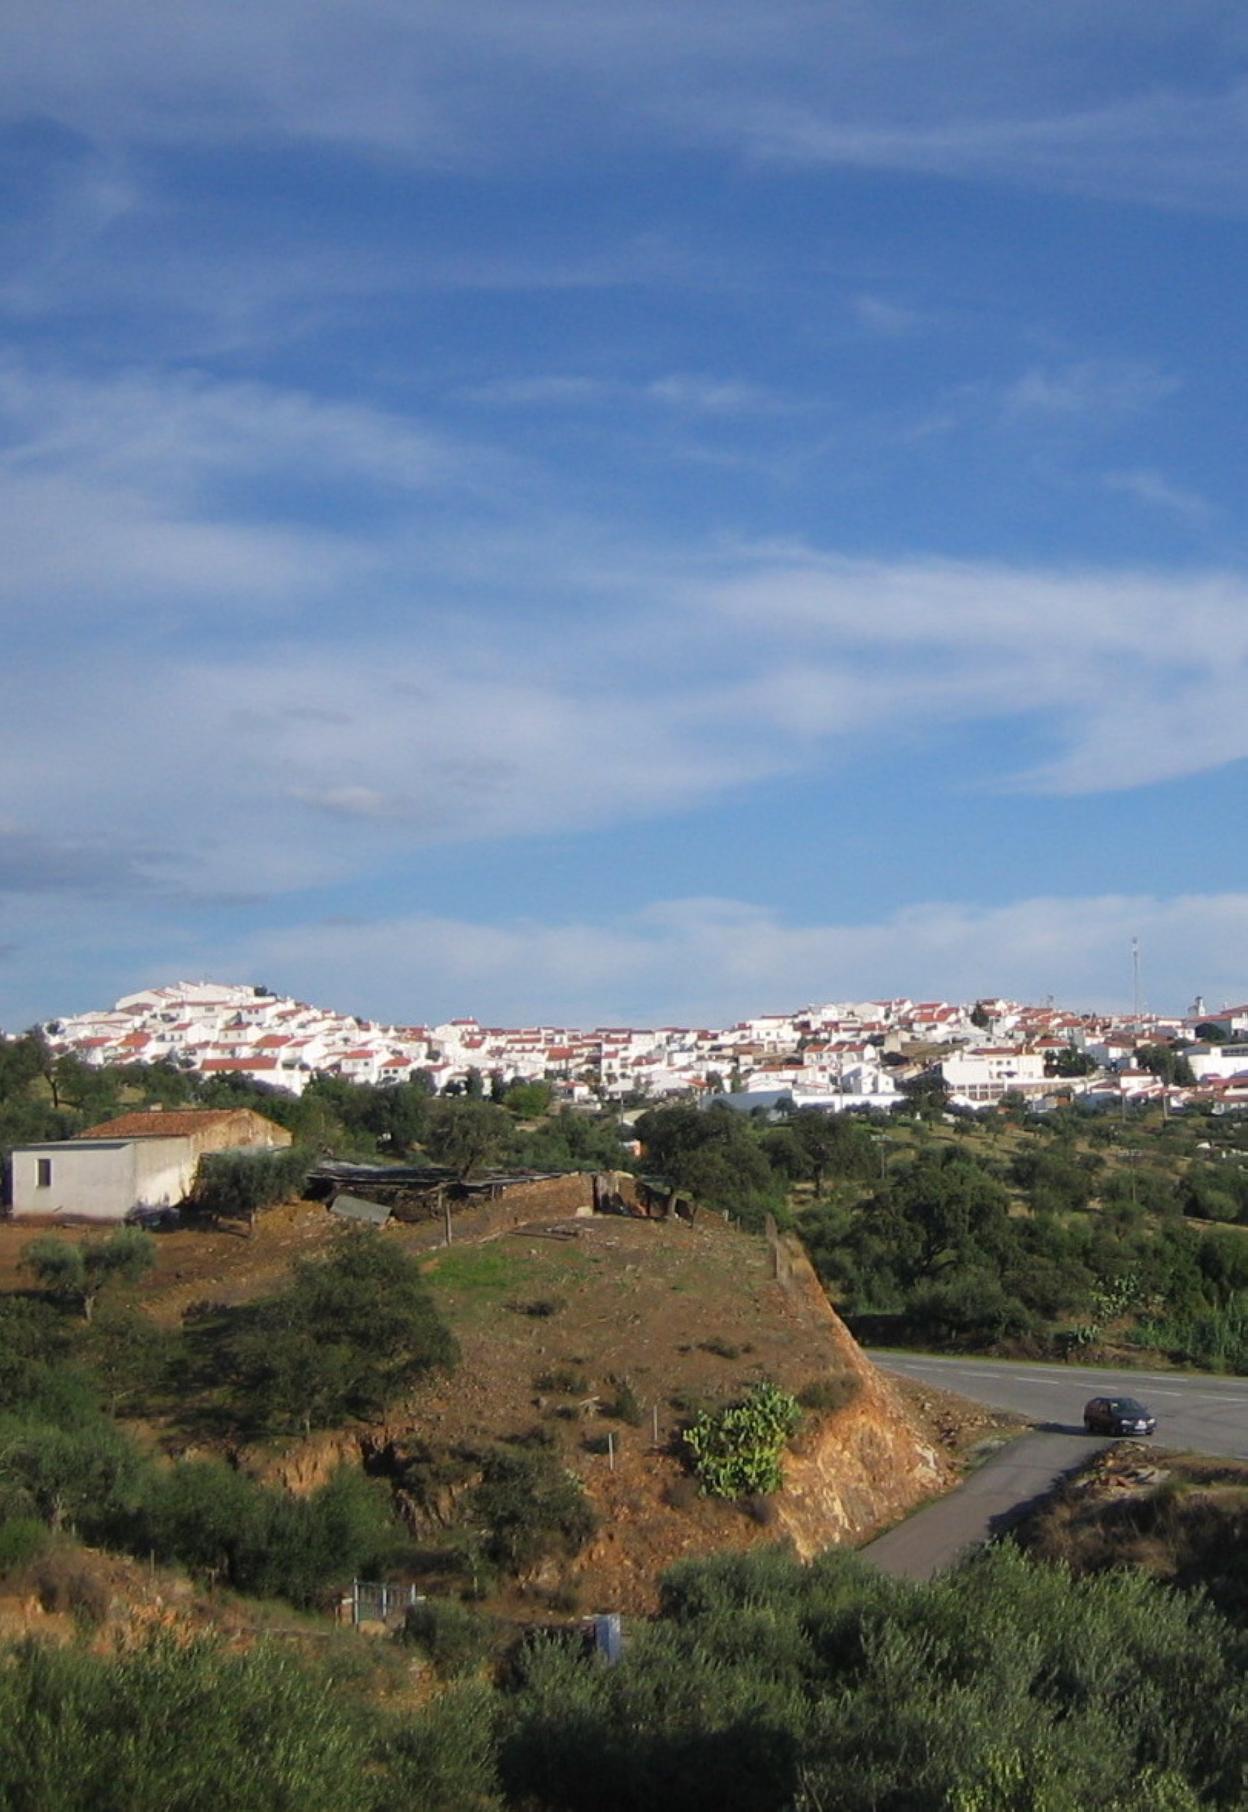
top-left (874, 1350), bottom-right (1248, 1461)
top-left (858, 1351), bottom-right (1248, 1581)
top-left (861, 1431), bottom-right (1102, 1579)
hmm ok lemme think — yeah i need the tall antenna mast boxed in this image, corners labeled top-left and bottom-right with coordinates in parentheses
top-left (1132, 937), bottom-right (1141, 1027)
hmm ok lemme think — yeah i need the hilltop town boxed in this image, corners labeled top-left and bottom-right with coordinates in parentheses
top-left (23, 979), bottom-right (1248, 1113)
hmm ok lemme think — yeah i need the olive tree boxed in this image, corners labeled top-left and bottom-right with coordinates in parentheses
top-left (22, 1228), bottom-right (155, 1323)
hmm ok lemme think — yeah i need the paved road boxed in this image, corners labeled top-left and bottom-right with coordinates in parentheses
top-left (873, 1350), bottom-right (1248, 1461)
top-left (858, 1351), bottom-right (1248, 1580)
top-left (861, 1430), bottom-right (1102, 1579)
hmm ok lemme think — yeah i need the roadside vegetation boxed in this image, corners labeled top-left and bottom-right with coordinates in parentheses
top-left (2, 1542), bottom-right (1248, 1809)
top-left (797, 1104), bottom-right (1248, 1372)
top-left (1015, 1447), bottom-right (1248, 1627)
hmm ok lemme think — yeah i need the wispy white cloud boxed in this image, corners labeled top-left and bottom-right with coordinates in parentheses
top-left (643, 374), bottom-right (786, 416)
top-left (0, 635), bottom-right (787, 904)
top-left (4, 355), bottom-right (1248, 934)
top-left (4, 532), bottom-right (1248, 935)
top-left (1002, 360), bottom-right (1179, 420)
top-left (192, 888), bottom-right (1248, 1027)
top-left (692, 547), bottom-right (1248, 792)
top-left (3, 0), bottom-right (1247, 215)
top-left (0, 358), bottom-right (506, 620)
top-left (724, 78), bottom-right (1248, 215)
top-left (851, 294), bottom-right (927, 337)
top-left (461, 370), bottom-right (788, 416)
top-left (894, 359), bottom-right (1180, 450)
top-left (1103, 467), bottom-right (1212, 523)
top-left (0, 360), bottom-right (461, 498)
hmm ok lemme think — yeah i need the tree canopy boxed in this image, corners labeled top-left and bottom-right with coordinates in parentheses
top-left (222, 1229), bottom-right (459, 1432)
top-left (22, 1230), bottom-right (155, 1324)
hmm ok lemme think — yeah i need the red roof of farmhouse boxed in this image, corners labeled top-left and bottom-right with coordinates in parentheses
top-left (79, 1108), bottom-right (272, 1140)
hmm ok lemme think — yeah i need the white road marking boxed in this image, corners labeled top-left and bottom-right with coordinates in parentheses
top-left (879, 1355), bottom-right (1248, 1398)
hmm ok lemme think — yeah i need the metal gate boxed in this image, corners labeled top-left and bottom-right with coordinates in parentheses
top-left (343, 1580), bottom-right (423, 1627)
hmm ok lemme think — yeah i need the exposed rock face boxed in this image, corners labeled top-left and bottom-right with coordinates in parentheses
top-left (261, 1430), bottom-right (361, 1495)
top-left (772, 1241), bottom-right (949, 1557)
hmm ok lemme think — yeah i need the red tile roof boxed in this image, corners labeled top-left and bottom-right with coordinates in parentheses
top-left (79, 1108), bottom-right (271, 1139)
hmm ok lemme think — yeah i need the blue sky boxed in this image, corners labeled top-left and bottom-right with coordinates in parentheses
top-left (4, 1), bottom-right (1248, 1027)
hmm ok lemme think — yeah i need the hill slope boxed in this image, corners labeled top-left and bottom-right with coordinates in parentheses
top-left (250, 1211), bottom-right (954, 1612)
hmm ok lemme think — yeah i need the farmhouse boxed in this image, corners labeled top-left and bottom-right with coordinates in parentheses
top-left (7, 1108), bottom-right (290, 1224)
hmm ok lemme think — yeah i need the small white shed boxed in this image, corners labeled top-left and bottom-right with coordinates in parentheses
top-left (8, 1136), bottom-right (197, 1223)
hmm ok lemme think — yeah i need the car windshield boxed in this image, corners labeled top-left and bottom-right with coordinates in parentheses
top-left (1111, 1399), bottom-right (1148, 1416)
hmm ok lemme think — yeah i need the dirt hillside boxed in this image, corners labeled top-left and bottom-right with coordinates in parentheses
top-left (0, 1201), bottom-right (1003, 1615)
top-left (253, 1211), bottom-right (958, 1612)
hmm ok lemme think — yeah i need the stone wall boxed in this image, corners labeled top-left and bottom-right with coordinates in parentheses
top-left (399, 1170), bottom-right (596, 1251)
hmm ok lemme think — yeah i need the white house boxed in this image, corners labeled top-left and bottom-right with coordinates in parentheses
top-left (10, 1137), bottom-right (198, 1223)
top-left (197, 1054), bottom-right (307, 1095)
top-left (8, 1107), bottom-right (291, 1222)
top-left (939, 1047), bottom-right (1046, 1103)
top-left (1189, 1006), bottom-right (1248, 1040)
top-left (1184, 1045), bottom-right (1248, 1083)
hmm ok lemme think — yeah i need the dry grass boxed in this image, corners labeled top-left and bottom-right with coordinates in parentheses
top-left (1016, 1448), bottom-right (1248, 1621)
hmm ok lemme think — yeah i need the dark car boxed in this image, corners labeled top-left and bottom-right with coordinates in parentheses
top-left (1083, 1395), bottom-right (1157, 1436)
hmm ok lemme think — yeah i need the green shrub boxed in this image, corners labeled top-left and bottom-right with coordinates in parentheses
top-left (0, 1517), bottom-right (51, 1575)
top-left (385, 1681), bottom-right (501, 1811)
top-left (601, 1375), bottom-right (643, 1425)
top-left (504, 1424), bottom-right (558, 1451)
top-left (503, 1081), bottom-right (554, 1119)
top-left (517, 1298), bottom-right (564, 1319)
top-left (82, 1304), bottom-right (174, 1415)
top-left (223, 1229), bottom-right (458, 1433)
top-left (0, 1633), bottom-right (371, 1810)
top-left (130, 1461), bottom-right (401, 1607)
top-left (0, 1413), bottom-right (143, 1535)
top-left (22, 1229), bottom-right (155, 1323)
top-left (400, 1597), bottom-right (495, 1677)
top-left (469, 1448), bottom-right (597, 1574)
top-left (797, 1374), bottom-right (860, 1413)
top-left (682, 1382), bottom-right (802, 1500)
top-left (534, 1367), bottom-right (590, 1395)
top-left (665, 1476), bottom-right (699, 1511)
top-left (27, 1547), bottom-right (112, 1624)
top-left (191, 1145), bottom-right (312, 1228)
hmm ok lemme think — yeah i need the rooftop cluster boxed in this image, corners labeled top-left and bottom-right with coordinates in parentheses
top-left (22, 983), bottom-right (1248, 1115)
